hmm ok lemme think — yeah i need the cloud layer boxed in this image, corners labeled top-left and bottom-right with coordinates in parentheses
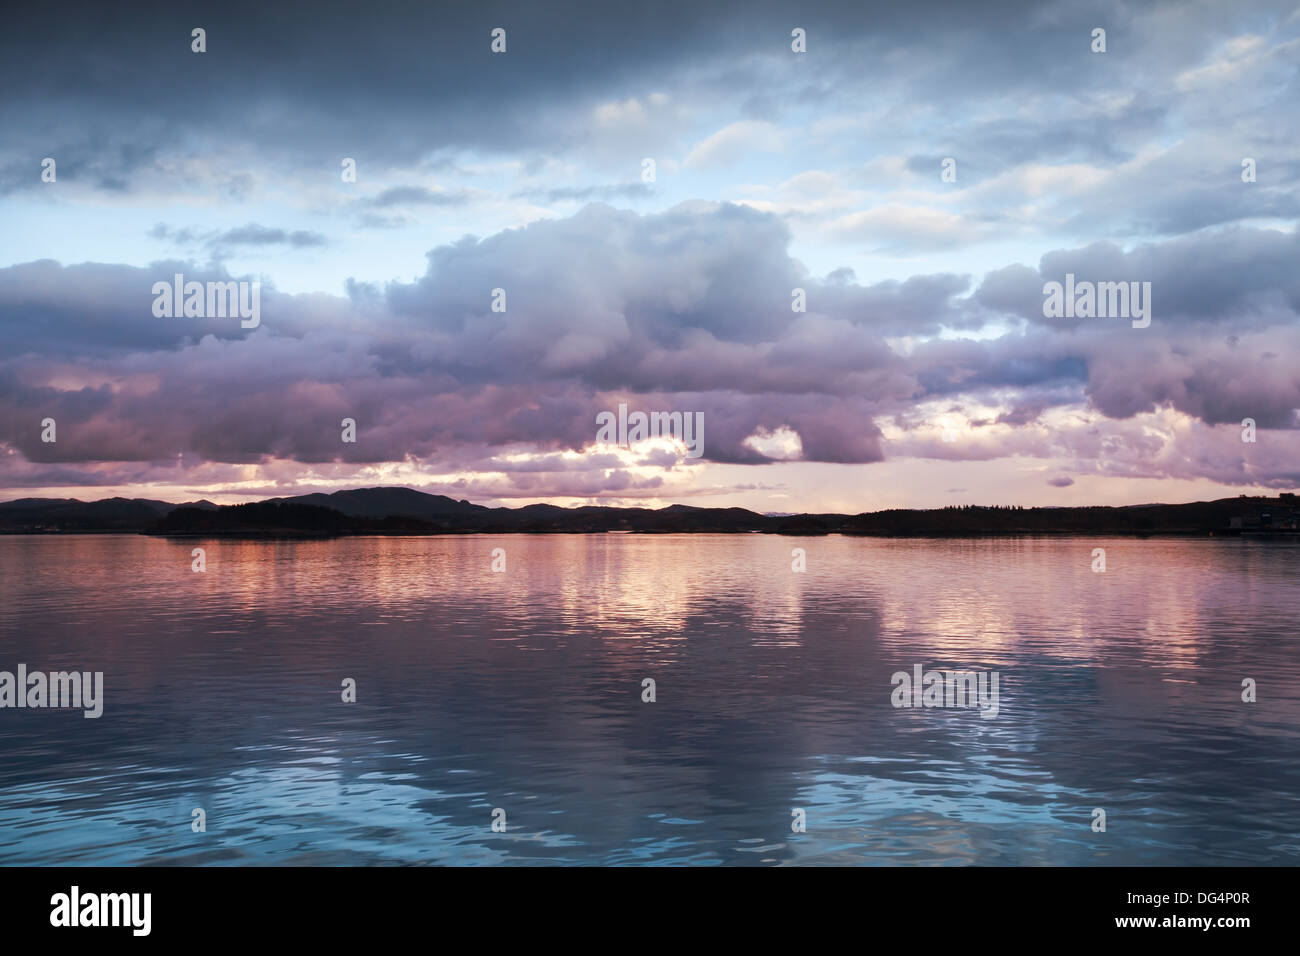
top-left (1, 1), bottom-right (1297, 505)
top-left (2, 203), bottom-right (1297, 499)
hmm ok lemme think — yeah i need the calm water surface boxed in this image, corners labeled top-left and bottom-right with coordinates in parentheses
top-left (1, 533), bottom-right (1297, 865)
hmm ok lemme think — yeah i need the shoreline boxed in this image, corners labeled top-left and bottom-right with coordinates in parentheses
top-left (4, 528), bottom-right (1298, 540)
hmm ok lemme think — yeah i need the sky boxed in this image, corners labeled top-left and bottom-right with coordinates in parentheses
top-left (1, 0), bottom-right (1298, 512)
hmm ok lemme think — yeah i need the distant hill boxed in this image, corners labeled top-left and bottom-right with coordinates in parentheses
top-left (1, 487), bottom-right (1297, 537)
top-left (0, 496), bottom-right (176, 532)
top-left (268, 487), bottom-right (489, 519)
top-left (151, 501), bottom-right (359, 537)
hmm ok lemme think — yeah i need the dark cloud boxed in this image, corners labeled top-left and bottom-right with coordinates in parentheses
top-left (5, 0), bottom-right (1293, 207)
top-left (213, 225), bottom-right (328, 248)
top-left (0, 259), bottom-right (266, 356)
top-left (515, 183), bottom-right (654, 203)
top-left (149, 223), bottom-right (328, 251)
top-left (363, 187), bottom-right (472, 208)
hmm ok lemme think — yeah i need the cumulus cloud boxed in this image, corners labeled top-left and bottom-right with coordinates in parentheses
top-left (0, 201), bottom-right (1297, 498)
